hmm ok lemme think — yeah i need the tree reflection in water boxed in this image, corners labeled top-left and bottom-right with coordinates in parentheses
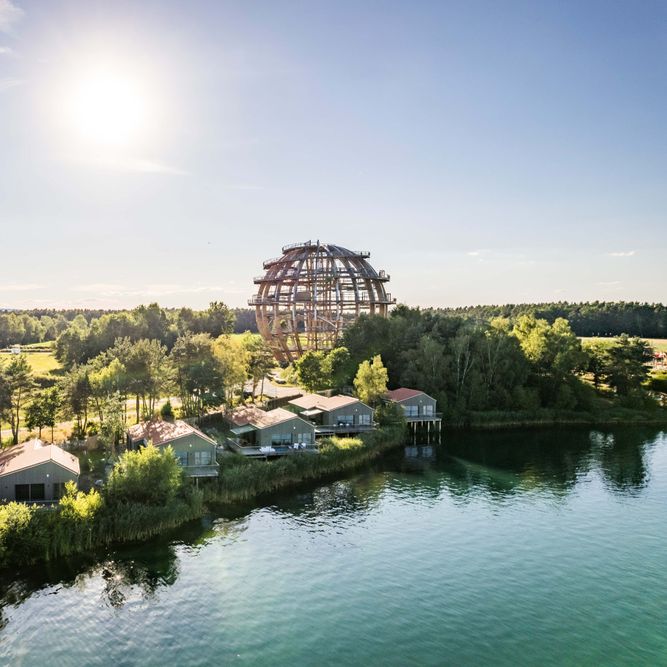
top-left (99, 544), bottom-right (179, 608)
top-left (0, 426), bottom-right (661, 621)
top-left (242, 428), bottom-right (662, 524)
top-left (592, 427), bottom-right (658, 495)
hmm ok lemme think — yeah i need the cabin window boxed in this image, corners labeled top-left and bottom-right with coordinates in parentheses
top-left (271, 433), bottom-right (292, 445)
top-left (194, 451), bottom-right (211, 465)
top-left (53, 482), bottom-right (67, 500)
top-left (336, 415), bottom-right (354, 426)
top-left (176, 451), bottom-right (189, 466)
top-left (422, 404), bottom-right (434, 416)
top-left (15, 484), bottom-right (29, 501)
top-left (403, 405), bottom-right (418, 417)
top-left (296, 433), bottom-right (312, 444)
top-left (30, 484), bottom-right (45, 501)
top-left (358, 414), bottom-right (371, 425)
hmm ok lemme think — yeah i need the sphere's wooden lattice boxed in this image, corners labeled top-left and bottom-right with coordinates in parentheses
top-left (250, 241), bottom-right (394, 364)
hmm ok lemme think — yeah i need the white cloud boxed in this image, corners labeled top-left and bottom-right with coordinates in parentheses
top-left (608, 250), bottom-right (636, 257)
top-left (0, 0), bottom-right (23, 34)
top-left (596, 280), bottom-right (621, 286)
top-left (0, 45), bottom-right (16, 56)
top-left (0, 77), bottom-right (23, 92)
top-left (0, 283), bottom-right (44, 291)
top-left (466, 251), bottom-right (481, 257)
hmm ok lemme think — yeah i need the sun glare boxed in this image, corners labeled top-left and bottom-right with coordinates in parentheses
top-left (62, 66), bottom-right (150, 149)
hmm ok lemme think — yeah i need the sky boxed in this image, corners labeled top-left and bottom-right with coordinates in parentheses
top-left (0, 0), bottom-right (665, 310)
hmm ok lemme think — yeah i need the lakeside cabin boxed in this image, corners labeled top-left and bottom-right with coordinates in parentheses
top-left (287, 394), bottom-right (375, 436)
top-left (126, 419), bottom-right (219, 480)
top-left (226, 405), bottom-right (316, 456)
top-left (385, 387), bottom-right (442, 440)
top-left (0, 439), bottom-right (80, 502)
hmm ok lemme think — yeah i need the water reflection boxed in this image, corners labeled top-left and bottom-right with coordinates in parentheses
top-left (0, 520), bottom-right (222, 620)
top-left (0, 427), bottom-right (662, 624)
top-left (591, 428), bottom-right (659, 495)
top-left (435, 427), bottom-right (659, 500)
top-left (98, 543), bottom-right (179, 608)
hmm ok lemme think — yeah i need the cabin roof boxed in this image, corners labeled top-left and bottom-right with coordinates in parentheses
top-left (228, 406), bottom-right (301, 429)
top-left (127, 419), bottom-right (217, 447)
top-left (288, 393), bottom-right (364, 411)
top-left (385, 387), bottom-right (427, 402)
top-left (0, 439), bottom-right (80, 477)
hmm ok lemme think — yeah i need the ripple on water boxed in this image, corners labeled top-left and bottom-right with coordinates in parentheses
top-left (0, 429), bottom-right (666, 666)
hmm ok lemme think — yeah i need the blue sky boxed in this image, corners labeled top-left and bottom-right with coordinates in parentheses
top-left (0, 0), bottom-right (665, 309)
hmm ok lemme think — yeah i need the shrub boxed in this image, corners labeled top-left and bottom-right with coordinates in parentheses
top-left (106, 445), bottom-right (183, 506)
top-left (0, 502), bottom-right (40, 564)
top-left (160, 400), bottom-right (175, 420)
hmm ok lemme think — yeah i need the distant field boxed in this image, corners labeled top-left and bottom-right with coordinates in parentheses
top-left (0, 350), bottom-right (62, 377)
top-left (581, 337), bottom-right (667, 353)
top-left (19, 341), bottom-right (56, 350)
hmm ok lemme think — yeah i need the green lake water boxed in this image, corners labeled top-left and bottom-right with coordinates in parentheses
top-left (1, 427), bottom-right (666, 666)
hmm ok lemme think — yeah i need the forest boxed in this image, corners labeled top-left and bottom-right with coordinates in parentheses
top-left (338, 306), bottom-right (662, 425)
top-left (2, 301), bottom-right (666, 349)
top-left (0, 300), bottom-right (665, 447)
top-left (0, 304), bottom-right (257, 350)
top-left (438, 301), bottom-right (667, 338)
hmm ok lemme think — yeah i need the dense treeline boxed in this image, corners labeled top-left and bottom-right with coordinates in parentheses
top-left (3, 302), bottom-right (666, 349)
top-left (0, 312), bottom-right (70, 348)
top-left (340, 306), bottom-right (660, 424)
top-left (0, 328), bottom-right (274, 444)
top-left (438, 302), bottom-right (667, 338)
top-left (0, 306), bottom-right (258, 349)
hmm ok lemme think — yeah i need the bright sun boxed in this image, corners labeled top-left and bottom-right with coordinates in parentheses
top-left (63, 66), bottom-right (149, 149)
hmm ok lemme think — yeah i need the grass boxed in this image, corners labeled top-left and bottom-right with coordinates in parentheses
top-left (581, 336), bottom-right (667, 353)
top-left (0, 350), bottom-right (62, 378)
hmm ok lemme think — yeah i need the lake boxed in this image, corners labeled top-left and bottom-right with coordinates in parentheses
top-left (1, 426), bottom-right (666, 666)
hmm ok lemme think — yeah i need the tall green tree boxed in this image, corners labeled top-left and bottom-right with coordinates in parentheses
top-left (98, 393), bottom-right (126, 453)
top-left (603, 334), bottom-right (651, 395)
top-left (241, 333), bottom-right (275, 399)
top-left (295, 351), bottom-right (328, 393)
top-left (89, 357), bottom-right (127, 424)
top-left (25, 387), bottom-right (59, 441)
top-left (0, 368), bottom-right (12, 445)
top-left (512, 315), bottom-right (586, 406)
top-left (4, 355), bottom-right (35, 444)
top-left (171, 333), bottom-right (225, 417)
top-left (353, 355), bottom-right (389, 406)
top-left (215, 335), bottom-right (249, 404)
top-left (60, 365), bottom-right (93, 439)
top-left (323, 346), bottom-right (353, 391)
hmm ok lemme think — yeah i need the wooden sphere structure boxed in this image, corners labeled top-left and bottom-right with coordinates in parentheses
top-left (250, 241), bottom-right (395, 364)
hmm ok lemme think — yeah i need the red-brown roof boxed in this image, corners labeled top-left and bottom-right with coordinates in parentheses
top-left (385, 387), bottom-right (425, 402)
top-left (0, 439), bottom-right (80, 477)
top-left (127, 420), bottom-right (216, 447)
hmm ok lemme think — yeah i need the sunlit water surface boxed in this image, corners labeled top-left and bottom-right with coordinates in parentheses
top-left (1, 427), bottom-right (666, 666)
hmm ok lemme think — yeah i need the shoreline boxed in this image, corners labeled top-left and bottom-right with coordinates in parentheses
top-left (1, 413), bottom-right (665, 571)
